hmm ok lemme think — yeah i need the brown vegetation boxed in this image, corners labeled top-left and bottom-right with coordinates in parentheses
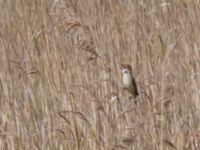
top-left (0, 0), bottom-right (200, 149)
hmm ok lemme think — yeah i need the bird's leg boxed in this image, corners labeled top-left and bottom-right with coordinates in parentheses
top-left (122, 87), bottom-right (127, 95)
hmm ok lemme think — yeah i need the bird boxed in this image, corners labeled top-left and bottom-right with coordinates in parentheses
top-left (121, 64), bottom-right (139, 98)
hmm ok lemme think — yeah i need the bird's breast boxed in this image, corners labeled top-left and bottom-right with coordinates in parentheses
top-left (122, 74), bottom-right (132, 87)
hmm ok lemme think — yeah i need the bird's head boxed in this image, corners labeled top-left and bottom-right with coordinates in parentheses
top-left (121, 64), bottom-right (132, 75)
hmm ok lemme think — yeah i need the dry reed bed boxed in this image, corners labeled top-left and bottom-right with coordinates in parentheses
top-left (0, 0), bottom-right (200, 149)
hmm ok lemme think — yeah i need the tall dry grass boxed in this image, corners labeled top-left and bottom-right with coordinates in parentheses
top-left (0, 0), bottom-right (200, 149)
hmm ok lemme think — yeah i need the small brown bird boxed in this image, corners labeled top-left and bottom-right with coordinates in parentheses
top-left (121, 64), bottom-right (139, 98)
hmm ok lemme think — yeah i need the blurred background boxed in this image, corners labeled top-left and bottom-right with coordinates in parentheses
top-left (0, 0), bottom-right (200, 149)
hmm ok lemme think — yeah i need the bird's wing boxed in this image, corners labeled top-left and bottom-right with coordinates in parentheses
top-left (132, 78), bottom-right (139, 96)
